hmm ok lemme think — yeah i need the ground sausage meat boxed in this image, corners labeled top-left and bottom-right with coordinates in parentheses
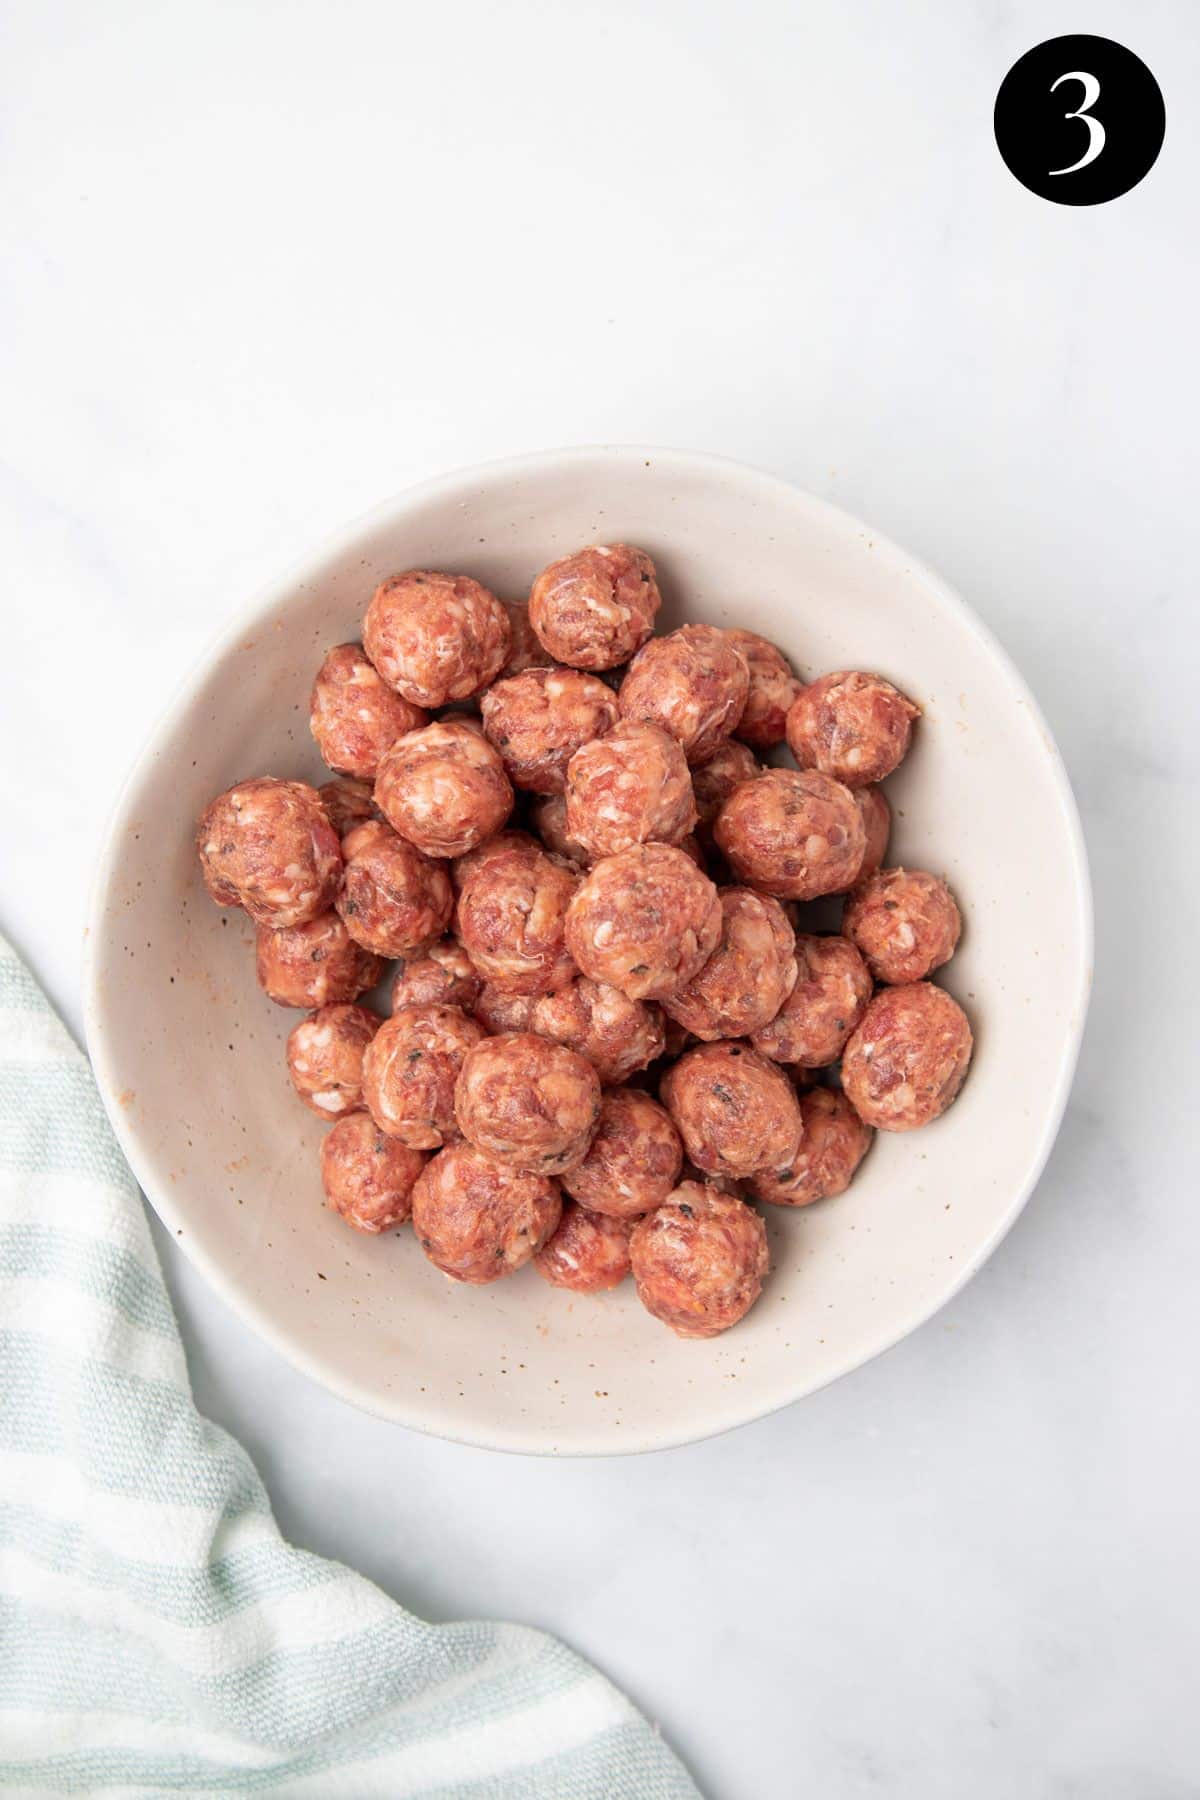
top-left (498, 600), bottom-right (554, 678)
top-left (197, 778), bottom-right (342, 928)
top-left (309, 643), bottom-right (427, 778)
top-left (472, 985), bottom-right (537, 1036)
top-left (451, 829), bottom-right (539, 891)
top-left (528, 544), bottom-right (661, 670)
top-left (375, 719), bottom-right (513, 859)
top-left (455, 844), bottom-right (578, 995)
top-left (750, 933), bottom-right (872, 1068)
top-left (713, 766), bottom-right (865, 900)
top-left (529, 977), bottom-right (665, 1084)
top-left (786, 670), bottom-right (920, 787)
top-left (841, 982), bottom-right (973, 1132)
top-left (335, 825), bottom-right (452, 956)
top-left (340, 818), bottom-right (393, 860)
top-left (661, 1041), bottom-right (803, 1179)
top-left (363, 571), bottom-right (511, 707)
top-left (318, 776), bottom-right (377, 840)
top-left (362, 1003), bottom-right (484, 1147)
top-left (530, 793), bottom-right (590, 868)
top-left (454, 1032), bottom-right (601, 1174)
top-left (411, 1142), bottom-right (561, 1283)
top-left (664, 887), bottom-right (796, 1042)
top-left (618, 625), bottom-right (750, 764)
top-left (630, 1181), bottom-right (769, 1339)
top-left (842, 867), bottom-right (962, 985)
top-left (564, 843), bottom-right (722, 1002)
top-left (748, 1086), bottom-right (873, 1207)
top-left (853, 786), bottom-right (891, 883)
top-left (286, 1003), bottom-right (379, 1118)
top-left (726, 630), bottom-right (803, 749)
top-left (533, 1203), bottom-right (632, 1293)
top-left (691, 740), bottom-right (761, 831)
top-left (480, 668), bottom-right (619, 794)
top-left (320, 1112), bottom-right (426, 1232)
top-left (560, 1087), bottom-right (682, 1219)
top-left (390, 938), bottom-right (482, 1014)
top-left (256, 911), bottom-right (384, 1009)
top-left (564, 720), bottom-right (696, 861)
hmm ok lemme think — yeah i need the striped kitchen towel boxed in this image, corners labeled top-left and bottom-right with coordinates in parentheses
top-left (0, 931), bottom-right (699, 1799)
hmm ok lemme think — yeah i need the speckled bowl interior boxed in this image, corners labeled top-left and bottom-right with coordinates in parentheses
top-left (83, 448), bottom-right (1091, 1454)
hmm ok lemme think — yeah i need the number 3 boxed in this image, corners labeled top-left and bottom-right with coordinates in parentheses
top-left (1049, 70), bottom-right (1105, 174)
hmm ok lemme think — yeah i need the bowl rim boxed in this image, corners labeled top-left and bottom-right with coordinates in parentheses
top-left (82, 444), bottom-right (1094, 1455)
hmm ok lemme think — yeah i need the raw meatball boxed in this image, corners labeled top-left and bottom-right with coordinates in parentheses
top-left (854, 785), bottom-right (891, 883)
top-left (726, 630), bottom-right (803, 749)
top-left (842, 867), bottom-right (962, 985)
top-left (455, 844), bottom-right (578, 995)
top-left (363, 571), bottom-right (511, 707)
top-left (318, 776), bottom-right (376, 840)
top-left (751, 933), bottom-right (872, 1068)
top-left (309, 643), bottom-right (427, 778)
top-left (692, 740), bottom-right (761, 830)
top-left (472, 984), bottom-right (537, 1036)
top-left (411, 1142), bottom-right (561, 1284)
top-left (335, 824), bottom-right (452, 956)
top-left (534, 1203), bottom-right (632, 1293)
top-left (661, 1041), bottom-right (803, 1179)
top-left (749, 1087), bottom-right (873, 1208)
top-left (451, 828), bottom-right (540, 891)
top-left (664, 888), bottom-right (796, 1042)
top-left (713, 767), bottom-right (865, 900)
top-left (256, 912), bottom-right (384, 1009)
top-left (618, 625), bottom-right (750, 764)
top-left (286, 1003), bottom-right (379, 1119)
top-left (197, 778), bottom-right (342, 928)
top-left (530, 792), bottom-right (590, 868)
top-left (390, 938), bottom-right (482, 1014)
top-left (564, 843), bottom-right (722, 1002)
top-left (362, 1004), bottom-right (485, 1147)
top-left (564, 720), bottom-right (696, 860)
top-left (375, 719), bottom-right (513, 859)
top-left (561, 1087), bottom-right (683, 1220)
top-left (320, 1112), bottom-right (426, 1233)
top-left (529, 978), bottom-right (665, 1084)
top-left (480, 668), bottom-right (619, 794)
top-left (841, 982), bottom-right (973, 1132)
top-left (454, 1032), bottom-right (601, 1174)
top-left (630, 1181), bottom-right (769, 1339)
top-left (341, 817), bottom-right (393, 860)
top-left (786, 671), bottom-right (920, 787)
top-left (498, 599), bottom-right (554, 677)
top-left (528, 543), bottom-right (660, 670)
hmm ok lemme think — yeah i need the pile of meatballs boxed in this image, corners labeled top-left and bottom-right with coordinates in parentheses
top-left (196, 544), bottom-right (972, 1341)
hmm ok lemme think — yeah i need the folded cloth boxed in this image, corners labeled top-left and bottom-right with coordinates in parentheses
top-left (0, 933), bottom-right (700, 1799)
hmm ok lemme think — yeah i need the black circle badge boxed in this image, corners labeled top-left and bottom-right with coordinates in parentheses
top-left (994, 35), bottom-right (1165, 204)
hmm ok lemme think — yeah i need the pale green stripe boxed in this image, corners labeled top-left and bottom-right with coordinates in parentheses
top-left (0, 1715), bottom-right (693, 1799)
top-left (0, 1332), bottom-right (266, 1512)
top-left (0, 1223), bottom-right (177, 1337)
top-left (0, 1599), bottom-right (590, 1752)
top-left (0, 1065), bottom-right (137, 1192)
top-left (432, 1719), bottom-right (700, 1800)
top-left (0, 1502), bottom-right (342, 1625)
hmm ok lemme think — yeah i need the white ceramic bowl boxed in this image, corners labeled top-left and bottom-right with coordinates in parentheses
top-left (84, 448), bottom-right (1091, 1455)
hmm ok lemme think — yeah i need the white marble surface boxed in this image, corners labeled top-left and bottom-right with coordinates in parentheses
top-left (3, 2), bottom-right (1198, 1794)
